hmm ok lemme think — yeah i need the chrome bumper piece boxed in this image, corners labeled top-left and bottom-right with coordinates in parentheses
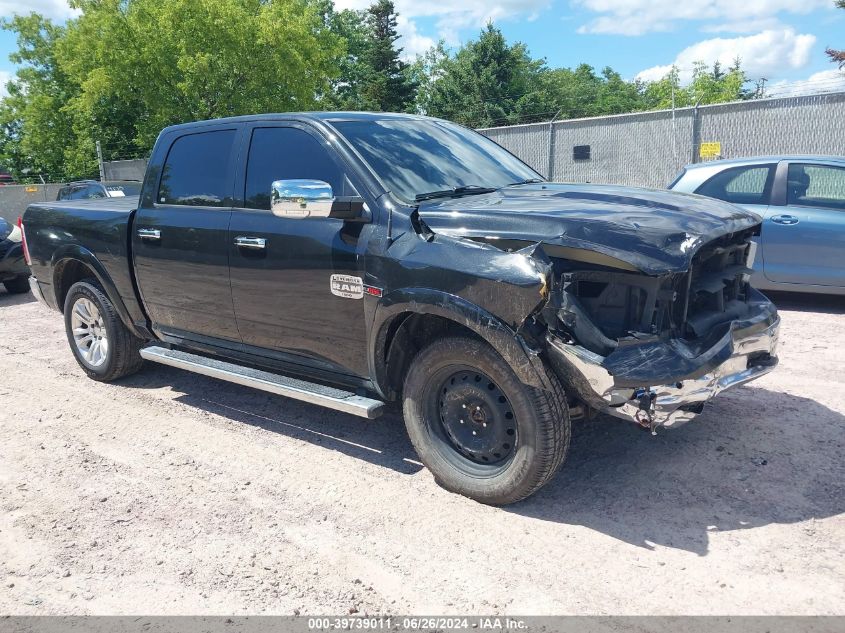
top-left (547, 314), bottom-right (780, 430)
top-left (28, 276), bottom-right (50, 308)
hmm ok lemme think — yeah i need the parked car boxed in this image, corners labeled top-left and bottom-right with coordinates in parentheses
top-left (21, 113), bottom-right (779, 504)
top-left (670, 156), bottom-right (845, 295)
top-left (56, 180), bottom-right (142, 201)
top-left (0, 216), bottom-right (29, 294)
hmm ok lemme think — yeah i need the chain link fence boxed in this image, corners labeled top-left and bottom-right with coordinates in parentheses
top-left (0, 159), bottom-right (147, 224)
top-left (481, 91), bottom-right (845, 189)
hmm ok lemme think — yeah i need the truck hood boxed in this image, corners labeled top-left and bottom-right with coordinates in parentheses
top-left (417, 183), bottom-right (761, 275)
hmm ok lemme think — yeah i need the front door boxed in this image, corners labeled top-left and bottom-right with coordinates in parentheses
top-left (133, 127), bottom-right (241, 344)
top-left (763, 162), bottom-right (845, 287)
top-left (227, 124), bottom-right (370, 378)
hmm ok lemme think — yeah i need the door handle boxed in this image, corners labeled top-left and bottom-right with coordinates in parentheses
top-left (771, 214), bottom-right (799, 226)
top-left (234, 236), bottom-right (267, 249)
top-left (137, 228), bottom-right (161, 240)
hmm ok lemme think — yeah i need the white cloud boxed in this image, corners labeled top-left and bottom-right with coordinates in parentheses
top-left (700, 18), bottom-right (784, 34)
top-left (635, 28), bottom-right (816, 83)
top-left (574, 0), bottom-right (830, 36)
top-left (767, 68), bottom-right (845, 97)
top-left (0, 0), bottom-right (78, 20)
top-left (395, 14), bottom-right (435, 60)
top-left (334, 0), bottom-right (549, 53)
top-left (0, 70), bottom-right (10, 99)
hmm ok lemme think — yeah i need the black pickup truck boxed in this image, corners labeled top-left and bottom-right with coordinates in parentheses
top-left (22, 112), bottom-right (780, 504)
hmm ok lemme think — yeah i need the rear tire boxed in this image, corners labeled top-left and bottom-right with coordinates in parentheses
top-left (403, 336), bottom-right (570, 505)
top-left (63, 280), bottom-right (145, 382)
top-left (3, 275), bottom-right (30, 294)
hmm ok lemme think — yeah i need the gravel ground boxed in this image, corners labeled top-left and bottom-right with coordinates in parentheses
top-left (0, 287), bottom-right (843, 616)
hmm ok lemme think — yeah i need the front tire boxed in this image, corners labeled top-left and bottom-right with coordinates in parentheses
top-left (403, 336), bottom-right (570, 505)
top-left (3, 275), bottom-right (30, 294)
top-left (63, 280), bottom-right (145, 382)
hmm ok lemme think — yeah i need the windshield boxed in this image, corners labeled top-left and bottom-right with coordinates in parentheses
top-left (329, 118), bottom-right (542, 203)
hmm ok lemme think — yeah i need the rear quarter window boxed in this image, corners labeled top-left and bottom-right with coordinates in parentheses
top-left (695, 164), bottom-right (775, 206)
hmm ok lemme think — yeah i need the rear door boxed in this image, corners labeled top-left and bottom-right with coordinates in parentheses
top-left (227, 123), bottom-right (370, 378)
top-left (762, 161), bottom-right (845, 287)
top-left (132, 125), bottom-right (242, 345)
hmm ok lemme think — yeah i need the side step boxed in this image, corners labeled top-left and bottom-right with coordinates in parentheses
top-left (139, 346), bottom-right (385, 419)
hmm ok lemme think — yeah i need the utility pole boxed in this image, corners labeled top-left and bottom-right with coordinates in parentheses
top-left (96, 140), bottom-right (105, 182)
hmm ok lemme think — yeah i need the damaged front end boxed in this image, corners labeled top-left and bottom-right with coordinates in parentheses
top-left (540, 228), bottom-right (780, 431)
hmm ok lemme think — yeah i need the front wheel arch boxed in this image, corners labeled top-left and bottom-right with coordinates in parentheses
top-left (371, 289), bottom-right (551, 400)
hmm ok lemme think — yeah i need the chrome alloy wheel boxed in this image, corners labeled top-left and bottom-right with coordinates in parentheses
top-left (70, 297), bottom-right (109, 368)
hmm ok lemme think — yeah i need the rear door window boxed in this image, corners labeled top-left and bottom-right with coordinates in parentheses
top-left (695, 164), bottom-right (775, 205)
top-left (787, 164), bottom-right (845, 210)
top-left (158, 130), bottom-right (237, 207)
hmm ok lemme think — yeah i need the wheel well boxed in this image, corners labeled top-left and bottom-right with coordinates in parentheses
top-left (54, 259), bottom-right (97, 312)
top-left (382, 313), bottom-right (483, 400)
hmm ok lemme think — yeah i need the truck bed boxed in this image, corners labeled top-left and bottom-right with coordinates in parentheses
top-left (23, 197), bottom-right (143, 321)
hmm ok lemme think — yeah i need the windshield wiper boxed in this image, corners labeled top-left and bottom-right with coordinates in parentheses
top-left (414, 185), bottom-right (497, 202)
top-left (505, 178), bottom-right (545, 186)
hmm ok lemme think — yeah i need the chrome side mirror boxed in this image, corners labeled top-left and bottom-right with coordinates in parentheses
top-left (271, 179), bottom-right (334, 219)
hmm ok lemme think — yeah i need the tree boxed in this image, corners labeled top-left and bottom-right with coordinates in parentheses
top-left (538, 64), bottom-right (643, 119)
top-left (1, 0), bottom-right (344, 181)
top-left (315, 0), bottom-right (371, 110)
top-left (406, 41), bottom-right (449, 115)
top-left (640, 60), bottom-right (748, 110)
top-left (0, 14), bottom-right (79, 182)
top-left (360, 0), bottom-right (416, 112)
top-left (420, 24), bottom-right (548, 127)
top-left (688, 59), bottom-right (747, 104)
top-left (826, 0), bottom-right (845, 68)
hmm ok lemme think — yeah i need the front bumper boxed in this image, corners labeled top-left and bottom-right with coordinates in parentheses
top-left (546, 305), bottom-right (780, 430)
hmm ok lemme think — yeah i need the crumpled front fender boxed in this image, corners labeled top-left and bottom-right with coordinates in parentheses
top-left (371, 288), bottom-right (553, 397)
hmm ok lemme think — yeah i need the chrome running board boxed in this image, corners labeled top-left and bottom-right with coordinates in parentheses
top-left (139, 346), bottom-right (385, 419)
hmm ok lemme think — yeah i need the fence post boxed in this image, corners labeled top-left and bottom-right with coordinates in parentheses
top-left (690, 101), bottom-right (701, 165)
top-left (547, 110), bottom-right (562, 181)
top-left (96, 140), bottom-right (106, 182)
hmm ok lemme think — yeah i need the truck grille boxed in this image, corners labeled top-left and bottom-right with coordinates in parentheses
top-left (679, 231), bottom-right (756, 339)
top-left (553, 228), bottom-right (759, 354)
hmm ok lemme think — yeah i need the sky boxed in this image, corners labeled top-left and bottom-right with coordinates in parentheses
top-left (1, 0), bottom-right (844, 99)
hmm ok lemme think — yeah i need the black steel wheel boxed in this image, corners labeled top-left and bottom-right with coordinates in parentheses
top-left (403, 335), bottom-right (570, 505)
top-left (436, 369), bottom-right (517, 468)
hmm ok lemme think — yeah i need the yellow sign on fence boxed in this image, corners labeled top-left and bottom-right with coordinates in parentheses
top-left (25, 186), bottom-right (38, 193)
top-left (699, 142), bottom-right (722, 159)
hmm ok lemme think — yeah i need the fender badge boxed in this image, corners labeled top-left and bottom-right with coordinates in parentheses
top-left (330, 274), bottom-right (364, 299)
